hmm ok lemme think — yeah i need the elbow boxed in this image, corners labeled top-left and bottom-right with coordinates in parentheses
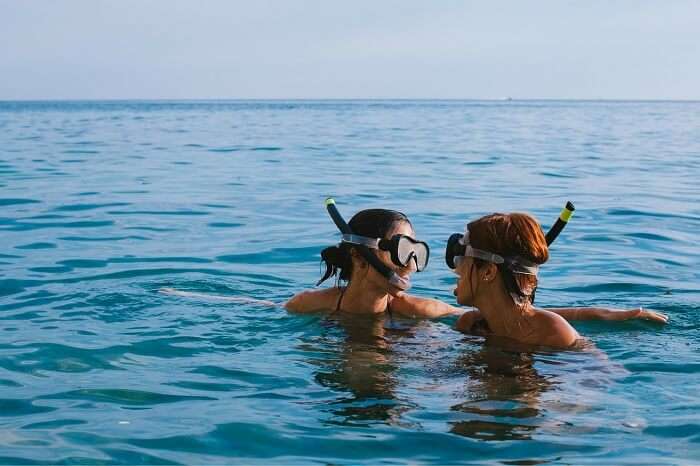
top-left (284, 293), bottom-right (305, 313)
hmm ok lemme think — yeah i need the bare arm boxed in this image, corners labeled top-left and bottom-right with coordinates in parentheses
top-left (390, 293), bottom-right (463, 319)
top-left (454, 309), bottom-right (483, 333)
top-left (542, 306), bottom-right (668, 324)
top-left (285, 288), bottom-right (337, 313)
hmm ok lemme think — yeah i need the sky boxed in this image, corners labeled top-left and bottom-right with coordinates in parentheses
top-left (1, 0), bottom-right (699, 100)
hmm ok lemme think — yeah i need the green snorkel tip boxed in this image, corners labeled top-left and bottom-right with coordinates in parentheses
top-left (325, 197), bottom-right (336, 207)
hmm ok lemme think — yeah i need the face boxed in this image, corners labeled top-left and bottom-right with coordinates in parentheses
top-left (360, 221), bottom-right (418, 293)
top-left (453, 256), bottom-right (475, 306)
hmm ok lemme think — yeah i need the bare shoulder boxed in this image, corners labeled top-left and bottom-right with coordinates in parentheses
top-left (532, 309), bottom-right (580, 348)
top-left (285, 287), bottom-right (341, 313)
top-left (390, 293), bottom-right (461, 319)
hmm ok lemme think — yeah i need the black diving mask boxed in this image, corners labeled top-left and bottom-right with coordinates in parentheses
top-left (445, 230), bottom-right (539, 275)
top-left (341, 233), bottom-right (430, 271)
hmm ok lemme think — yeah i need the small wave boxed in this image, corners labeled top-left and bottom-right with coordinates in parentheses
top-left (38, 389), bottom-right (215, 405)
top-left (61, 149), bottom-right (99, 154)
top-left (558, 282), bottom-right (669, 294)
top-left (0, 198), bottom-right (41, 207)
top-left (1, 220), bottom-right (114, 231)
top-left (606, 208), bottom-right (700, 221)
top-left (217, 246), bottom-right (319, 265)
top-left (107, 210), bottom-right (209, 216)
top-left (624, 232), bottom-right (673, 242)
top-left (208, 222), bottom-right (244, 228)
top-left (462, 160), bottom-right (494, 166)
top-left (21, 419), bottom-right (86, 430)
top-left (15, 242), bottom-right (57, 250)
top-left (58, 235), bottom-right (149, 242)
top-left (53, 202), bottom-right (130, 212)
top-left (625, 362), bottom-right (700, 374)
top-left (28, 266), bottom-right (73, 274)
top-left (208, 147), bottom-right (242, 153)
top-left (0, 399), bottom-right (56, 416)
top-left (540, 171), bottom-right (578, 178)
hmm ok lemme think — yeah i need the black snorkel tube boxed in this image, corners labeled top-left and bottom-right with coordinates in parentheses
top-left (544, 201), bottom-right (575, 246)
top-left (325, 198), bottom-right (411, 291)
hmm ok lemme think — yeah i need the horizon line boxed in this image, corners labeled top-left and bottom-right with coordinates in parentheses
top-left (2, 97), bottom-right (700, 103)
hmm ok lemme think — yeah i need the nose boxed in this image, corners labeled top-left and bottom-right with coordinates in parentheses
top-left (406, 255), bottom-right (418, 273)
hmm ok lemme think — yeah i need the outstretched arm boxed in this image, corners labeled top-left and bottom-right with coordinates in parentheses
top-left (542, 306), bottom-right (668, 324)
top-left (390, 294), bottom-right (463, 319)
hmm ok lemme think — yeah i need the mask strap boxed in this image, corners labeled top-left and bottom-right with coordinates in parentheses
top-left (341, 234), bottom-right (380, 249)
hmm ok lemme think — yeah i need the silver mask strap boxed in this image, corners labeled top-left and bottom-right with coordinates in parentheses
top-left (459, 229), bottom-right (539, 276)
top-left (341, 234), bottom-right (379, 249)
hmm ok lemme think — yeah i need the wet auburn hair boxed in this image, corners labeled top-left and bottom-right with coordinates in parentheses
top-left (317, 208), bottom-right (411, 286)
top-left (467, 213), bottom-right (549, 305)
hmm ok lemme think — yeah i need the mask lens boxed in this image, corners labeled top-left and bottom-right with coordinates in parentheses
top-left (413, 243), bottom-right (429, 271)
top-left (445, 233), bottom-right (465, 269)
top-left (397, 236), bottom-right (429, 271)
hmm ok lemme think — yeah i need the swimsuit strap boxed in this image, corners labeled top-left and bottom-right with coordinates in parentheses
top-left (335, 286), bottom-right (346, 313)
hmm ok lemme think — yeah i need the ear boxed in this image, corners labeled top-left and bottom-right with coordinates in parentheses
top-left (482, 263), bottom-right (498, 282)
top-left (349, 248), bottom-right (368, 267)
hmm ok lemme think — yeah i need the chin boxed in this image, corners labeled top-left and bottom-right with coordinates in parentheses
top-left (456, 295), bottom-right (471, 306)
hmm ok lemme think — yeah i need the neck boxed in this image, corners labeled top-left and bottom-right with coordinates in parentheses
top-left (339, 280), bottom-right (389, 314)
top-left (474, 279), bottom-right (533, 336)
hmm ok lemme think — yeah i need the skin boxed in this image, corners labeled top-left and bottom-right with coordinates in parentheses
top-left (452, 256), bottom-right (668, 348)
top-left (285, 221), bottom-right (462, 318)
top-left (286, 219), bottom-right (669, 329)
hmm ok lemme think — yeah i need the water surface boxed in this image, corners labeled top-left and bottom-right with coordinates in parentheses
top-left (1, 100), bottom-right (698, 464)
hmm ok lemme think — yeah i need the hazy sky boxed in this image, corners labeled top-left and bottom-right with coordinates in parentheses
top-left (1, 0), bottom-right (698, 100)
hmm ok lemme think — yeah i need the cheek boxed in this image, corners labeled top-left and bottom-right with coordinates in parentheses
top-left (377, 250), bottom-right (395, 268)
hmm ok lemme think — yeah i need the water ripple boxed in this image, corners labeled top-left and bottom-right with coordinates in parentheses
top-left (0, 100), bottom-right (698, 463)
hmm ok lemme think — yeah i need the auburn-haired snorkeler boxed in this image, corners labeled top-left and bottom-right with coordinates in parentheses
top-left (446, 212), bottom-right (668, 348)
top-left (286, 199), bottom-right (461, 318)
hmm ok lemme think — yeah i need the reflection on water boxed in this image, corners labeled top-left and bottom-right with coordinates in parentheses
top-left (450, 342), bottom-right (554, 441)
top-left (304, 313), bottom-right (415, 427)
top-left (300, 314), bottom-right (610, 441)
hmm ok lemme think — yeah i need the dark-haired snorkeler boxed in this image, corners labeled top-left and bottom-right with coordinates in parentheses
top-left (445, 212), bottom-right (668, 348)
top-left (286, 200), bottom-right (459, 318)
top-left (286, 200), bottom-right (667, 338)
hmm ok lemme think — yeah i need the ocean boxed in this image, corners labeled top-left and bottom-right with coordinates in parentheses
top-left (1, 100), bottom-right (698, 464)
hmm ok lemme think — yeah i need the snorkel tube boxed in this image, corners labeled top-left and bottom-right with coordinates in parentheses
top-left (325, 198), bottom-right (411, 291)
top-left (544, 201), bottom-right (575, 246)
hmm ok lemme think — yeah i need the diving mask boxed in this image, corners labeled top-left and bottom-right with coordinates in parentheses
top-left (445, 230), bottom-right (539, 275)
top-left (342, 233), bottom-right (430, 271)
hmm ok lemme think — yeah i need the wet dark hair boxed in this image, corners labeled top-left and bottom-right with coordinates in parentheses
top-left (317, 208), bottom-right (411, 286)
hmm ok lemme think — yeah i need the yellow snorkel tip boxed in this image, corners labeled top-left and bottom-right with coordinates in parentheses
top-left (325, 197), bottom-right (336, 207)
top-left (559, 202), bottom-right (575, 222)
top-left (545, 201), bottom-right (575, 245)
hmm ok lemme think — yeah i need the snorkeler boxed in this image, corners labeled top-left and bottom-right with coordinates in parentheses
top-left (445, 212), bottom-right (668, 348)
top-left (285, 199), bottom-right (461, 318)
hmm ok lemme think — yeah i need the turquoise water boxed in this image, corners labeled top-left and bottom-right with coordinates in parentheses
top-left (1, 100), bottom-right (698, 464)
